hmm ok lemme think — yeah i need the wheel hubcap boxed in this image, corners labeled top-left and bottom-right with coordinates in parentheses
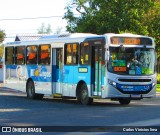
top-left (82, 88), bottom-right (88, 100)
top-left (28, 85), bottom-right (33, 97)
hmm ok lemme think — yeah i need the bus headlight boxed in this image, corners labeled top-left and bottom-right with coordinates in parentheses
top-left (108, 79), bottom-right (117, 88)
top-left (152, 82), bottom-right (156, 87)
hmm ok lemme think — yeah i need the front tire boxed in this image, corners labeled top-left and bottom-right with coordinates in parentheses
top-left (78, 83), bottom-right (93, 105)
top-left (26, 80), bottom-right (44, 99)
top-left (119, 98), bottom-right (131, 105)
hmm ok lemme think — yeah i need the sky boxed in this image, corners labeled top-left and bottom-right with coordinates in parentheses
top-left (0, 0), bottom-right (70, 42)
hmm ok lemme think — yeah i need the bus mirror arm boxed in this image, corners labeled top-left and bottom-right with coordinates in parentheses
top-left (106, 49), bottom-right (110, 62)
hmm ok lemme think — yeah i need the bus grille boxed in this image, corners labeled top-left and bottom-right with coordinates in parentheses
top-left (118, 79), bottom-right (152, 82)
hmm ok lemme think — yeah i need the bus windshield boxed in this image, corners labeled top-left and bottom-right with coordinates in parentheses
top-left (108, 47), bottom-right (155, 75)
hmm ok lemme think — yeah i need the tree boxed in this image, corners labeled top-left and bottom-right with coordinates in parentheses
top-left (143, 0), bottom-right (160, 45)
top-left (0, 30), bottom-right (5, 43)
top-left (64, 0), bottom-right (160, 44)
top-left (0, 44), bottom-right (4, 64)
top-left (0, 29), bottom-right (5, 63)
top-left (54, 27), bottom-right (63, 34)
top-left (37, 23), bottom-right (52, 34)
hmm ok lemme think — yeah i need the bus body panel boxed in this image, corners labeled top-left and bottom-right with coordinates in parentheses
top-left (102, 72), bottom-right (156, 98)
top-left (26, 65), bottom-right (52, 95)
top-left (63, 65), bottom-right (91, 84)
top-left (5, 65), bottom-right (26, 92)
top-left (3, 33), bottom-right (156, 104)
top-left (60, 65), bottom-right (91, 97)
top-left (4, 64), bottom-right (52, 95)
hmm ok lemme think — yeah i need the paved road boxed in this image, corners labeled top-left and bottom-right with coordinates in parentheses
top-left (0, 86), bottom-right (160, 134)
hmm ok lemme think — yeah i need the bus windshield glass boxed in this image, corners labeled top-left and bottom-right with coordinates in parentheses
top-left (108, 47), bottom-right (155, 75)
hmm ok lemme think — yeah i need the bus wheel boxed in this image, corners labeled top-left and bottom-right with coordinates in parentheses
top-left (79, 83), bottom-right (93, 105)
top-left (26, 81), bottom-right (44, 99)
top-left (26, 81), bottom-right (36, 99)
top-left (118, 98), bottom-right (131, 105)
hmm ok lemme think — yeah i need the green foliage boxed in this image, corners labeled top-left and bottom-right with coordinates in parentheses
top-left (157, 84), bottom-right (160, 92)
top-left (0, 44), bottom-right (4, 64)
top-left (157, 74), bottom-right (160, 83)
top-left (143, 0), bottom-right (160, 45)
top-left (37, 23), bottom-right (52, 34)
top-left (64, 0), bottom-right (160, 44)
top-left (55, 27), bottom-right (63, 34)
top-left (0, 30), bottom-right (5, 43)
top-left (0, 29), bottom-right (5, 63)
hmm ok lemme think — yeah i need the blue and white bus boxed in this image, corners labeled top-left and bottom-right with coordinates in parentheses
top-left (3, 33), bottom-right (157, 105)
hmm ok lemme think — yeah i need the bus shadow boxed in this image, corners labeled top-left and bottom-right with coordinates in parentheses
top-left (1, 89), bottom-right (159, 107)
top-left (36, 97), bottom-right (160, 107)
top-left (42, 97), bottom-right (130, 107)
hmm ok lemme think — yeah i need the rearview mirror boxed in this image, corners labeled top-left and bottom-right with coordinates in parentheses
top-left (120, 44), bottom-right (125, 52)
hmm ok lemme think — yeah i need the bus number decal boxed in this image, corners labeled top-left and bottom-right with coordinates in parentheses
top-left (114, 67), bottom-right (126, 72)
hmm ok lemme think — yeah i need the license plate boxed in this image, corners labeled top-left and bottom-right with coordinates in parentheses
top-left (131, 94), bottom-right (141, 98)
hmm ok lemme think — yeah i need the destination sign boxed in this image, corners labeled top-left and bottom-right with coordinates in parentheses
top-left (111, 37), bottom-right (152, 45)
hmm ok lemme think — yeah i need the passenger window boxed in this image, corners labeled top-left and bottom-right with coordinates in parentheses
top-left (65, 43), bottom-right (78, 65)
top-left (26, 45), bottom-right (37, 64)
top-left (39, 44), bottom-right (51, 65)
top-left (5, 47), bottom-right (14, 65)
top-left (15, 46), bottom-right (25, 65)
top-left (80, 42), bottom-right (90, 65)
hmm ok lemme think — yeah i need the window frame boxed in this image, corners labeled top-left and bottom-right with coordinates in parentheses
top-left (5, 46), bottom-right (15, 65)
top-left (15, 46), bottom-right (26, 65)
top-left (79, 42), bottom-right (91, 65)
top-left (26, 45), bottom-right (38, 65)
top-left (38, 44), bottom-right (51, 65)
top-left (64, 43), bottom-right (79, 65)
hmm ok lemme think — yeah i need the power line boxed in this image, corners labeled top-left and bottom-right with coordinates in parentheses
top-left (0, 16), bottom-right (64, 21)
top-left (0, 14), bottom-right (80, 21)
top-left (5, 28), bottom-right (66, 32)
top-left (5, 28), bottom-right (66, 38)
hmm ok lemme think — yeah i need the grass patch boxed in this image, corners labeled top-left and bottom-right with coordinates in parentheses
top-left (157, 84), bottom-right (160, 92)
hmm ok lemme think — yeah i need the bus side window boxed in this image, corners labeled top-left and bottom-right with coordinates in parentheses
top-left (72, 44), bottom-right (78, 64)
top-left (15, 46), bottom-right (25, 65)
top-left (26, 45), bottom-right (37, 64)
top-left (80, 42), bottom-right (89, 65)
top-left (66, 44), bottom-right (72, 64)
top-left (5, 47), bottom-right (14, 65)
top-left (65, 43), bottom-right (78, 65)
top-left (38, 44), bottom-right (51, 65)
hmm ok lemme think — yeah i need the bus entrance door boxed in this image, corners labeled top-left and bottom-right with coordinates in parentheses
top-left (52, 48), bottom-right (63, 94)
top-left (92, 46), bottom-right (103, 96)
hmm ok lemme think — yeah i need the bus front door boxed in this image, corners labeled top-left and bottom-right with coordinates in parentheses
top-left (52, 48), bottom-right (63, 94)
top-left (92, 46), bottom-right (103, 96)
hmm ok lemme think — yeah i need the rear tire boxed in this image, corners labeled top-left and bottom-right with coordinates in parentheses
top-left (119, 98), bottom-right (131, 105)
top-left (78, 83), bottom-right (93, 105)
top-left (26, 80), bottom-right (44, 100)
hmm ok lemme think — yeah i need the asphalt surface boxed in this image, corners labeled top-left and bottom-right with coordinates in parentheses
top-left (0, 83), bottom-right (160, 135)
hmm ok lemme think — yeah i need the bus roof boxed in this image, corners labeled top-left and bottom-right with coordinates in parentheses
top-left (5, 33), bottom-right (101, 46)
top-left (40, 33), bottom-right (98, 39)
